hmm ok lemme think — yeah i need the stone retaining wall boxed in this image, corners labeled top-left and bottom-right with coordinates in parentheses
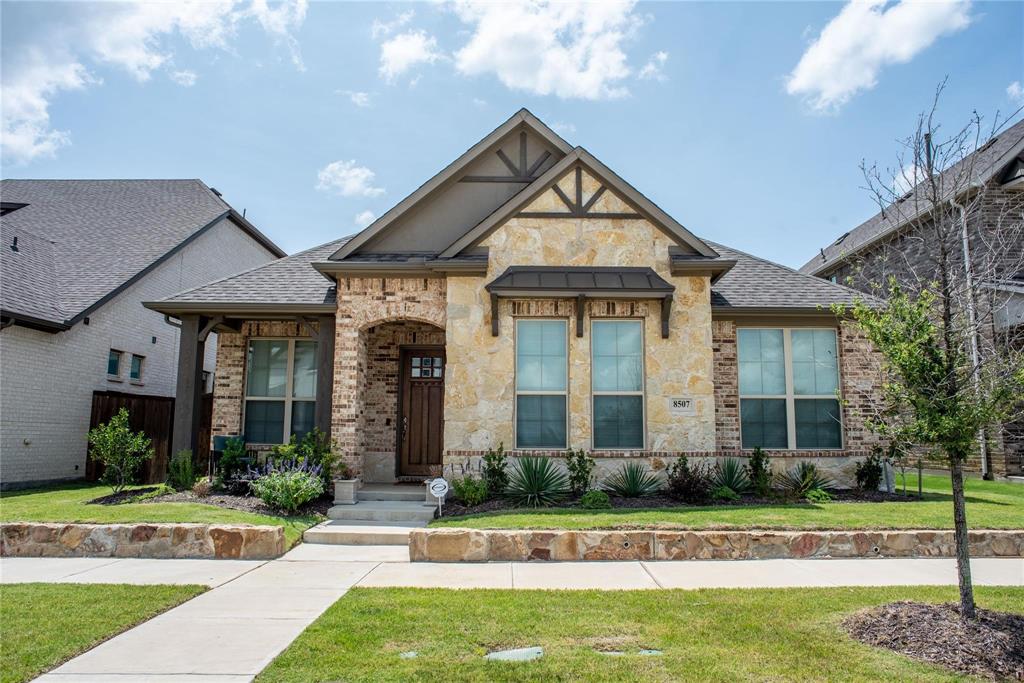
top-left (0, 523), bottom-right (285, 559)
top-left (409, 528), bottom-right (1024, 562)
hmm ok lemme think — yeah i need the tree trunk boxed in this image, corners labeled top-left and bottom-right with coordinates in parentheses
top-left (949, 457), bottom-right (976, 619)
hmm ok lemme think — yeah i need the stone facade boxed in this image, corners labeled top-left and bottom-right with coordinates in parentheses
top-left (409, 527), bottom-right (1024, 562)
top-left (1, 522), bottom-right (284, 559)
top-left (332, 277), bottom-right (447, 476)
top-left (445, 169), bottom-right (716, 456)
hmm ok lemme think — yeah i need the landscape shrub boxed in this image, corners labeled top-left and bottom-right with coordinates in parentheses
top-left (269, 428), bottom-right (337, 483)
top-left (804, 487), bottom-right (833, 503)
top-left (452, 476), bottom-right (489, 506)
top-left (565, 448), bottom-right (595, 495)
top-left (711, 485), bottom-right (740, 502)
top-left (665, 456), bottom-right (712, 503)
top-left (505, 457), bottom-right (569, 507)
top-left (777, 462), bottom-right (835, 498)
top-left (855, 453), bottom-right (884, 492)
top-left (746, 447), bottom-right (773, 496)
top-left (579, 489), bottom-right (612, 509)
top-left (712, 457), bottom-right (751, 495)
top-left (167, 449), bottom-right (196, 491)
top-left (192, 476), bottom-right (212, 497)
top-left (249, 458), bottom-right (324, 514)
top-left (87, 408), bottom-right (154, 493)
top-left (216, 437), bottom-right (248, 489)
top-left (481, 443), bottom-right (509, 497)
top-left (603, 462), bottom-right (662, 498)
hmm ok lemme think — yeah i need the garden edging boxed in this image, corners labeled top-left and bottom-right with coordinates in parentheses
top-left (1, 522), bottom-right (285, 559)
top-left (409, 528), bottom-right (1024, 562)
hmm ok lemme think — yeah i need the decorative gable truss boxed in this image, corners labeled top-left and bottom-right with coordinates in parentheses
top-left (460, 130), bottom-right (554, 185)
top-left (519, 166), bottom-right (643, 220)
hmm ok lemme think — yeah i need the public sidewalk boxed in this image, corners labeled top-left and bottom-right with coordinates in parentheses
top-left (3, 547), bottom-right (1020, 682)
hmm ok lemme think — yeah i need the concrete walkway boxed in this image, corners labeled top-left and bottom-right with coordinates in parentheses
top-left (3, 548), bottom-right (1020, 682)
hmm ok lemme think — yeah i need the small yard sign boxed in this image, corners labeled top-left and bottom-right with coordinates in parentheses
top-left (669, 397), bottom-right (696, 416)
top-left (428, 477), bottom-right (449, 516)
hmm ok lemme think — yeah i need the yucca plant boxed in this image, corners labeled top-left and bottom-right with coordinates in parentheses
top-left (777, 461), bottom-right (835, 497)
top-left (603, 462), bottom-right (662, 498)
top-left (711, 457), bottom-right (750, 495)
top-left (505, 457), bottom-right (569, 507)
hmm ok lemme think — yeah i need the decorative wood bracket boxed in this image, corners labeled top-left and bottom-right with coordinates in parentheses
top-left (576, 294), bottom-right (586, 338)
top-left (660, 296), bottom-right (672, 339)
top-left (490, 292), bottom-right (500, 337)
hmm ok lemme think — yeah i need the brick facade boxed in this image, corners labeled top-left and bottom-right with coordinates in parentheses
top-left (711, 319), bottom-right (883, 457)
top-left (332, 277), bottom-right (447, 475)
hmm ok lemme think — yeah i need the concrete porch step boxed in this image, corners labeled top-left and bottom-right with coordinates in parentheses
top-left (357, 485), bottom-right (424, 502)
top-left (303, 520), bottom-right (421, 546)
top-left (327, 500), bottom-right (436, 524)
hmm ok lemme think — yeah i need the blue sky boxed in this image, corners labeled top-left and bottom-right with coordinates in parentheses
top-left (2, 1), bottom-right (1021, 268)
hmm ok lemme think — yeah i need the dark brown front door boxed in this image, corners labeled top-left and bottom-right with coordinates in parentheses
top-left (397, 347), bottom-right (445, 477)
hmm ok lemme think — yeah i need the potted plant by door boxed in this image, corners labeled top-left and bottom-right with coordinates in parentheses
top-left (333, 462), bottom-right (359, 505)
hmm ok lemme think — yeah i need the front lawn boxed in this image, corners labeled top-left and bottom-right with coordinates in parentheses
top-left (431, 474), bottom-right (1023, 530)
top-left (1, 583), bottom-right (204, 683)
top-left (258, 586), bottom-right (1024, 682)
top-left (0, 483), bottom-right (319, 546)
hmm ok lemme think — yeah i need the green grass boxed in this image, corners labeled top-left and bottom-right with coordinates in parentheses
top-left (258, 585), bottom-right (1024, 682)
top-left (431, 474), bottom-right (1024, 531)
top-left (0, 483), bottom-right (320, 546)
top-left (1, 583), bottom-right (205, 683)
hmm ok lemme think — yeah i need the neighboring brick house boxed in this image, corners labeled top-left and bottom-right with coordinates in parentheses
top-left (148, 110), bottom-right (886, 491)
top-left (799, 119), bottom-right (1024, 477)
top-left (0, 180), bottom-right (284, 488)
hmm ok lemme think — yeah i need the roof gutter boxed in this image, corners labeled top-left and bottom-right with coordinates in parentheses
top-left (312, 258), bottom-right (488, 280)
top-left (0, 309), bottom-right (70, 333)
top-left (142, 301), bottom-right (336, 317)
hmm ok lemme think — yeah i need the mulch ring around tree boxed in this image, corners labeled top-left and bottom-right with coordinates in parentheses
top-left (843, 601), bottom-right (1024, 681)
top-left (87, 487), bottom-right (162, 505)
top-left (442, 489), bottom-right (915, 517)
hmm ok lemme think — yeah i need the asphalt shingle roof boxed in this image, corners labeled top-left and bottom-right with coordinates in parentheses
top-left (0, 179), bottom-right (276, 327)
top-left (161, 236), bottom-right (351, 307)
top-left (709, 241), bottom-right (873, 310)
top-left (798, 118), bottom-right (1024, 276)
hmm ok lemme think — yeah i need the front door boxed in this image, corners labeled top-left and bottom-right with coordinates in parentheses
top-left (397, 347), bottom-right (445, 477)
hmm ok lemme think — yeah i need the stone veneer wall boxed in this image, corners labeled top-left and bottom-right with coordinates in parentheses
top-left (333, 277), bottom-right (447, 475)
top-left (444, 168), bottom-right (716, 458)
top-left (410, 528), bottom-right (1024, 562)
top-left (1, 522), bottom-right (285, 559)
top-left (211, 321), bottom-right (312, 441)
top-left (711, 319), bottom-right (884, 457)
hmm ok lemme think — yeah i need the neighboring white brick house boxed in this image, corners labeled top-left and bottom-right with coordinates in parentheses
top-left (0, 180), bottom-right (283, 488)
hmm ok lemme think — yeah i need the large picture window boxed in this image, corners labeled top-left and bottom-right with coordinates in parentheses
top-left (244, 339), bottom-right (317, 444)
top-left (592, 320), bottom-right (644, 449)
top-left (515, 320), bottom-right (567, 449)
top-left (738, 328), bottom-right (841, 450)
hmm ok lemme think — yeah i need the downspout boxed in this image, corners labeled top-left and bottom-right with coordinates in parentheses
top-left (951, 196), bottom-right (991, 479)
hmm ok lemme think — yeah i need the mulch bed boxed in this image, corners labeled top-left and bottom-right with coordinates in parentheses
top-left (442, 489), bottom-right (914, 518)
top-left (844, 601), bottom-right (1024, 680)
top-left (88, 487), bottom-right (162, 505)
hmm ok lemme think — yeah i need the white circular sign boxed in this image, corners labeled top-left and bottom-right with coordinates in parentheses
top-left (429, 478), bottom-right (450, 498)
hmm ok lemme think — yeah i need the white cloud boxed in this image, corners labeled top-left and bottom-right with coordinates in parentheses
top-left (638, 50), bottom-right (668, 81)
top-left (371, 10), bottom-right (415, 40)
top-left (472, 97), bottom-right (487, 108)
top-left (551, 121), bottom-right (576, 136)
top-left (450, 0), bottom-right (641, 100)
top-left (341, 90), bottom-right (372, 107)
top-left (170, 69), bottom-right (198, 86)
top-left (786, 0), bottom-right (972, 112)
top-left (893, 162), bottom-right (926, 195)
top-left (1, 1), bottom-right (308, 164)
top-left (316, 160), bottom-right (385, 197)
top-left (354, 210), bottom-right (377, 228)
top-left (379, 30), bottom-right (442, 82)
top-left (1008, 81), bottom-right (1024, 103)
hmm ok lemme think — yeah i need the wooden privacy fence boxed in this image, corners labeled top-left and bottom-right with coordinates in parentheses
top-left (86, 391), bottom-right (212, 484)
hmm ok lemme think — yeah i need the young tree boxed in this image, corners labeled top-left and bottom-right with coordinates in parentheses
top-left (836, 84), bottom-right (1024, 619)
top-left (87, 408), bottom-right (154, 493)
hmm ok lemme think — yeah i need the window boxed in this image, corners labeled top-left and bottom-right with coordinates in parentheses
top-left (107, 349), bottom-right (122, 377)
top-left (592, 320), bottom-right (644, 449)
top-left (515, 320), bottom-right (567, 449)
top-left (244, 339), bottom-right (317, 444)
top-left (129, 354), bottom-right (145, 382)
top-left (738, 328), bottom-right (842, 450)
